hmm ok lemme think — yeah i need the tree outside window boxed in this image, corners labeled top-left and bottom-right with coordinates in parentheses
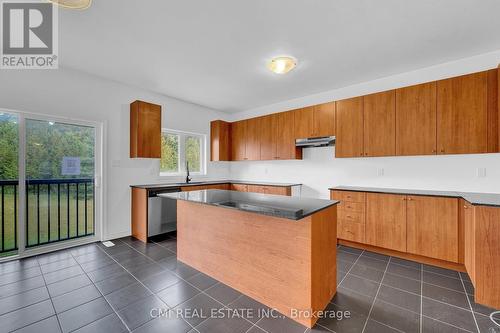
top-left (160, 130), bottom-right (205, 175)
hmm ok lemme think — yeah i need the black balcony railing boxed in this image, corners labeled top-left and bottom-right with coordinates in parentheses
top-left (0, 178), bottom-right (95, 254)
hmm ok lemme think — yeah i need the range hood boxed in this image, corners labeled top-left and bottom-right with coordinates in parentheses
top-left (295, 136), bottom-right (335, 148)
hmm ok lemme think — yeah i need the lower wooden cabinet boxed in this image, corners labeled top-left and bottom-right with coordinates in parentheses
top-left (463, 200), bottom-right (476, 284)
top-left (406, 196), bottom-right (458, 262)
top-left (331, 190), bottom-right (366, 243)
top-left (366, 193), bottom-right (407, 252)
top-left (246, 185), bottom-right (291, 196)
top-left (230, 184), bottom-right (248, 192)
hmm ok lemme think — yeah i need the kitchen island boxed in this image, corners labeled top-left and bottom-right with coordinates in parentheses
top-left (160, 190), bottom-right (339, 328)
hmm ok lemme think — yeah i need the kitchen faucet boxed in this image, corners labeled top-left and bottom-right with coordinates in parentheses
top-left (186, 161), bottom-right (192, 183)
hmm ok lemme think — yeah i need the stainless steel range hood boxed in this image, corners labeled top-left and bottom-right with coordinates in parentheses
top-left (295, 136), bottom-right (335, 148)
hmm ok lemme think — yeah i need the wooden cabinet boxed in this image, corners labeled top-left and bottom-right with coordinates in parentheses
top-left (231, 120), bottom-right (247, 161)
top-left (246, 117), bottom-right (261, 160)
top-left (230, 184), bottom-right (248, 192)
top-left (277, 112), bottom-right (302, 160)
top-left (294, 103), bottom-right (335, 139)
top-left (130, 100), bottom-right (161, 158)
top-left (366, 193), bottom-right (406, 252)
top-left (463, 200), bottom-right (475, 284)
top-left (294, 107), bottom-right (314, 139)
top-left (363, 91), bottom-right (396, 157)
top-left (437, 72), bottom-right (488, 154)
top-left (331, 190), bottom-right (366, 243)
top-left (313, 102), bottom-right (336, 137)
top-left (260, 114), bottom-right (278, 160)
top-left (487, 68), bottom-right (499, 153)
top-left (396, 83), bottom-right (437, 156)
top-left (181, 184), bottom-right (230, 191)
top-left (246, 185), bottom-right (291, 196)
top-left (335, 97), bottom-right (364, 158)
top-left (406, 196), bottom-right (459, 262)
top-left (210, 120), bottom-right (231, 161)
top-left (260, 112), bottom-right (301, 160)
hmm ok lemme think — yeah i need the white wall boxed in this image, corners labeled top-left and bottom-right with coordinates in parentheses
top-left (228, 50), bottom-right (500, 199)
top-left (0, 67), bottom-right (230, 240)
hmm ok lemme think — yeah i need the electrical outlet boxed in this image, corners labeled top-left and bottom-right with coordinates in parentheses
top-left (377, 168), bottom-right (384, 176)
top-left (477, 168), bottom-right (486, 178)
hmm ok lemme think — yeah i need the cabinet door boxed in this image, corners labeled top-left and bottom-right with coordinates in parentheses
top-left (294, 107), bottom-right (314, 138)
top-left (246, 117), bottom-right (261, 160)
top-left (260, 114), bottom-right (278, 160)
top-left (406, 196), bottom-right (459, 262)
top-left (130, 101), bottom-right (161, 158)
top-left (463, 201), bottom-right (475, 284)
top-left (335, 97), bottom-right (364, 158)
top-left (313, 102), bottom-right (335, 137)
top-left (231, 120), bottom-right (247, 161)
top-left (437, 72), bottom-right (488, 154)
top-left (364, 91), bottom-right (396, 157)
top-left (210, 120), bottom-right (231, 161)
top-left (230, 184), bottom-right (248, 192)
top-left (277, 111), bottom-right (301, 160)
top-left (396, 83), bottom-right (437, 156)
top-left (366, 193), bottom-right (406, 252)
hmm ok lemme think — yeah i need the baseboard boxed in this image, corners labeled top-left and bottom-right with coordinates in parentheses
top-left (338, 239), bottom-right (466, 272)
top-left (103, 230), bottom-right (131, 241)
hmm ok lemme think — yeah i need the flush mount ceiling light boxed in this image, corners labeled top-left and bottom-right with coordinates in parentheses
top-left (47, 0), bottom-right (92, 9)
top-left (267, 56), bottom-right (297, 74)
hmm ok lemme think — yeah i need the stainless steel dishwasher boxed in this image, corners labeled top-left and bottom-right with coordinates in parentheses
top-left (147, 187), bottom-right (180, 237)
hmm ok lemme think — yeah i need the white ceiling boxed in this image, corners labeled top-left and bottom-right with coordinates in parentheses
top-left (59, 0), bottom-right (500, 113)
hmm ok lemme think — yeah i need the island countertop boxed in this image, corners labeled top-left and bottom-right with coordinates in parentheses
top-left (160, 189), bottom-right (338, 220)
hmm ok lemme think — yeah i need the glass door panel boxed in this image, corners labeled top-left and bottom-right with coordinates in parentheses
top-left (25, 119), bottom-right (95, 248)
top-left (0, 113), bottom-right (19, 256)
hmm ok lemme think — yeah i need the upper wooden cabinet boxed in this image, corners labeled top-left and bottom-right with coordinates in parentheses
top-left (335, 97), bottom-right (364, 158)
top-left (210, 120), bottom-right (231, 161)
top-left (260, 114), bottom-right (278, 160)
top-left (487, 68), bottom-right (499, 153)
top-left (396, 83), bottom-right (437, 156)
top-left (363, 90), bottom-right (396, 157)
top-left (406, 196), bottom-right (459, 262)
top-left (437, 72), bottom-right (488, 154)
top-left (231, 120), bottom-right (247, 161)
top-left (294, 107), bottom-right (314, 139)
top-left (294, 103), bottom-right (335, 139)
top-left (366, 193), bottom-right (407, 252)
top-left (130, 100), bottom-right (161, 158)
top-left (313, 102), bottom-right (336, 137)
top-left (277, 112), bottom-right (302, 160)
top-left (246, 117), bottom-right (261, 160)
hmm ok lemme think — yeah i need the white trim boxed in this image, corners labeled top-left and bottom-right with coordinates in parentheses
top-left (0, 106), bottom-right (104, 258)
top-left (159, 128), bottom-right (207, 177)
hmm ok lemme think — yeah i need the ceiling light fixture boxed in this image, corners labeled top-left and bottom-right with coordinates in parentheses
top-left (267, 56), bottom-right (297, 74)
top-left (46, 0), bottom-right (92, 9)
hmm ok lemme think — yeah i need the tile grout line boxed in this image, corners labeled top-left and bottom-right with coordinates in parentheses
top-left (360, 256), bottom-right (391, 333)
top-left (337, 249), bottom-right (365, 287)
top-left (69, 246), bottom-right (133, 332)
top-left (459, 272), bottom-right (481, 333)
top-left (420, 262), bottom-right (423, 333)
top-left (144, 238), bottom-right (273, 333)
top-left (35, 255), bottom-right (64, 333)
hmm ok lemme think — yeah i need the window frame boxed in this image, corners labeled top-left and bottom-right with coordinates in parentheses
top-left (159, 129), bottom-right (206, 177)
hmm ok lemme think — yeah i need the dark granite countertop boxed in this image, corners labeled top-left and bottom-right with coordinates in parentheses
top-left (330, 186), bottom-right (500, 207)
top-left (131, 180), bottom-right (302, 190)
top-left (160, 190), bottom-right (338, 220)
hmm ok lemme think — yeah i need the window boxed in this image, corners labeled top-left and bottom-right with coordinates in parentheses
top-left (160, 130), bottom-right (206, 176)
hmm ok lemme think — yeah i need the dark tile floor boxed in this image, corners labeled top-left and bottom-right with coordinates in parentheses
top-left (0, 237), bottom-right (499, 333)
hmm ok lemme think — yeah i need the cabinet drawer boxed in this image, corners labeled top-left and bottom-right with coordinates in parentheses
top-left (341, 191), bottom-right (366, 203)
top-left (339, 219), bottom-right (365, 243)
top-left (341, 202), bottom-right (365, 213)
top-left (339, 210), bottom-right (365, 224)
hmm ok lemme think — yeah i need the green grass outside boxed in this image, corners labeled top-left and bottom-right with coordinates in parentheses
top-left (1, 185), bottom-right (94, 254)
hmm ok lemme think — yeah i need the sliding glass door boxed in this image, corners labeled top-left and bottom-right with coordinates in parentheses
top-left (0, 113), bottom-right (19, 256)
top-left (0, 110), bottom-right (101, 259)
